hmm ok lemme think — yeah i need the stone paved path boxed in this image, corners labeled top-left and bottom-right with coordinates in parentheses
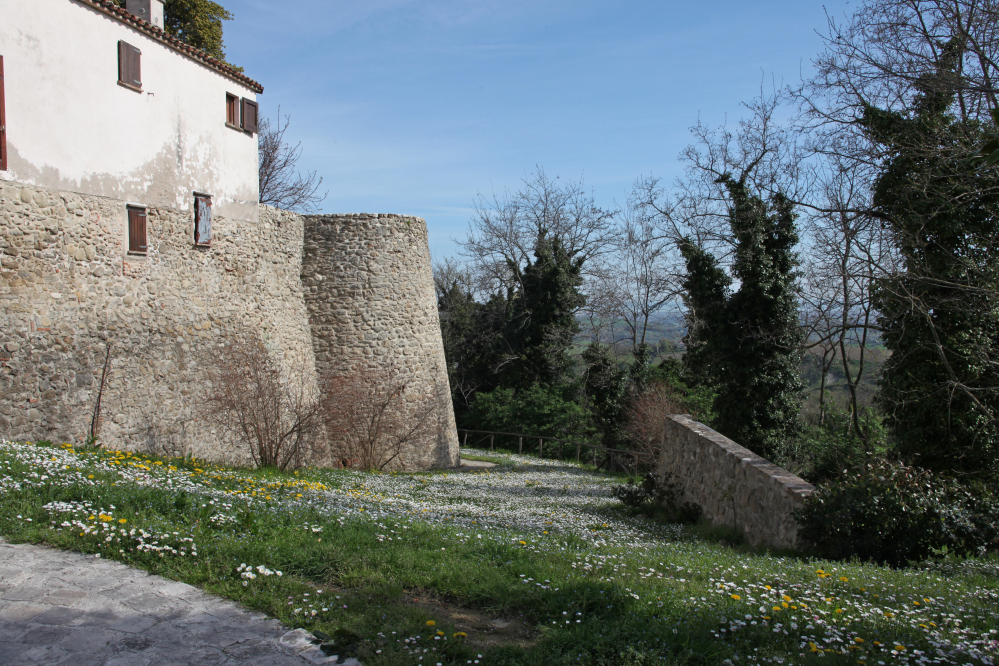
top-left (0, 539), bottom-right (355, 665)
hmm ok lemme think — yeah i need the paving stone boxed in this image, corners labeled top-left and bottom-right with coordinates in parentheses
top-left (30, 606), bottom-right (85, 625)
top-left (0, 538), bottom-right (345, 664)
top-left (42, 588), bottom-right (88, 605)
top-left (0, 603), bottom-right (46, 622)
top-left (0, 640), bottom-right (27, 663)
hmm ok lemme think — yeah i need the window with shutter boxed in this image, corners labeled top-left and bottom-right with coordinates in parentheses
top-left (0, 56), bottom-right (6, 171)
top-left (127, 206), bottom-right (148, 254)
top-left (241, 98), bottom-right (258, 134)
top-left (118, 41), bottom-right (142, 91)
top-left (226, 94), bottom-right (239, 128)
top-left (194, 194), bottom-right (213, 246)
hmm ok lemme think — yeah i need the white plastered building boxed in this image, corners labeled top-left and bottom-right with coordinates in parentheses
top-left (0, 0), bottom-right (263, 224)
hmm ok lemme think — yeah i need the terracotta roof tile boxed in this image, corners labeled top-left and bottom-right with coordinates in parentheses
top-left (77, 0), bottom-right (264, 93)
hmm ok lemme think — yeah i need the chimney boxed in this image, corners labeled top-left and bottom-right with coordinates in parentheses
top-left (125, 0), bottom-right (164, 30)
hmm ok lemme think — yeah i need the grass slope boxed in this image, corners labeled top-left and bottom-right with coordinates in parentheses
top-left (0, 440), bottom-right (996, 666)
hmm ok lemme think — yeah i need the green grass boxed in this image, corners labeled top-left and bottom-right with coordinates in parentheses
top-left (0, 440), bottom-right (996, 666)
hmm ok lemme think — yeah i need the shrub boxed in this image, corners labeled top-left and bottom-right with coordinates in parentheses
top-left (624, 382), bottom-right (689, 469)
top-left (772, 406), bottom-right (888, 484)
top-left (611, 473), bottom-right (702, 524)
top-left (468, 383), bottom-right (595, 444)
top-left (796, 459), bottom-right (999, 566)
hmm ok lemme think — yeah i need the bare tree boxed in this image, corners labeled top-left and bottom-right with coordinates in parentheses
top-left (258, 108), bottom-right (327, 213)
top-left (459, 168), bottom-right (620, 296)
top-left (322, 367), bottom-right (447, 471)
top-left (592, 202), bottom-right (684, 357)
top-left (200, 331), bottom-right (323, 470)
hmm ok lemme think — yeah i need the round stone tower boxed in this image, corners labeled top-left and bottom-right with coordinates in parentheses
top-left (301, 213), bottom-right (460, 470)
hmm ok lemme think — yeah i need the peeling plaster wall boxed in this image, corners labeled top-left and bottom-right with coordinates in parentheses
top-left (0, 0), bottom-right (260, 221)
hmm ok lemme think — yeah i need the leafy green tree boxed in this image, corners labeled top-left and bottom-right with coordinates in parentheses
top-left (582, 343), bottom-right (630, 449)
top-left (436, 282), bottom-right (508, 427)
top-left (678, 176), bottom-right (803, 459)
top-left (862, 43), bottom-right (999, 478)
top-left (163, 0), bottom-right (233, 61)
top-left (109, 0), bottom-right (234, 62)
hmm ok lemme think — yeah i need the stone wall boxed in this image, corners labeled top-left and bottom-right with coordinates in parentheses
top-left (0, 182), bottom-right (315, 463)
top-left (1, 182), bottom-right (459, 470)
top-left (657, 415), bottom-right (815, 549)
top-left (301, 214), bottom-right (460, 470)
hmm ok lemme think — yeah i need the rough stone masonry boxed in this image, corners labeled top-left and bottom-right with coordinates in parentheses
top-left (0, 181), bottom-right (460, 470)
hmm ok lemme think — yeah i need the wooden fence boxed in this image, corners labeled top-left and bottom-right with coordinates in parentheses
top-left (456, 428), bottom-right (642, 475)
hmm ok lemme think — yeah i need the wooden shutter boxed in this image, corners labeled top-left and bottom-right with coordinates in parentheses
top-left (194, 195), bottom-right (212, 245)
top-left (118, 41), bottom-right (141, 89)
top-left (241, 98), bottom-right (258, 133)
top-left (0, 56), bottom-right (6, 171)
top-left (128, 207), bottom-right (147, 253)
top-left (226, 94), bottom-right (238, 126)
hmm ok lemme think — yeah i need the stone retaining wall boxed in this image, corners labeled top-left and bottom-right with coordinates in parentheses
top-left (0, 183), bottom-right (315, 463)
top-left (1, 182), bottom-right (458, 470)
top-left (657, 415), bottom-right (815, 549)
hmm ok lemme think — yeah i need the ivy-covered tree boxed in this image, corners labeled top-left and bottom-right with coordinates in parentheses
top-left (862, 42), bottom-right (999, 478)
top-left (679, 176), bottom-right (803, 459)
top-left (678, 238), bottom-right (730, 383)
top-left (499, 235), bottom-right (586, 391)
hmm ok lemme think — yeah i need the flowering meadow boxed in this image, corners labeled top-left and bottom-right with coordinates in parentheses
top-left (0, 440), bottom-right (996, 666)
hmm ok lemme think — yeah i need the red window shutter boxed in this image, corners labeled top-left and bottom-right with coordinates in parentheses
top-left (0, 56), bottom-right (6, 171)
top-left (128, 207), bottom-right (147, 253)
top-left (241, 98), bottom-right (258, 133)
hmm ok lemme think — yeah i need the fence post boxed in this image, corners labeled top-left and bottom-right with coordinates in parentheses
top-left (576, 443), bottom-right (580, 464)
top-left (539, 438), bottom-right (543, 457)
top-left (490, 434), bottom-right (494, 451)
top-left (518, 436), bottom-right (523, 454)
top-left (462, 431), bottom-right (468, 447)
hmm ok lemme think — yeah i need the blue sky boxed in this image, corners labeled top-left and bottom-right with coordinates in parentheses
top-left (223, 0), bottom-right (854, 259)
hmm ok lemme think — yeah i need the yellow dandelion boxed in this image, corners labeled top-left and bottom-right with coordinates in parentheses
top-left (782, 595), bottom-right (792, 602)
top-left (436, 631), bottom-right (444, 636)
top-left (118, 518), bottom-right (127, 524)
top-left (426, 620), bottom-right (436, 626)
top-left (519, 540), bottom-right (526, 545)
top-left (840, 576), bottom-right (849, 582)
top-left (453, 632), bottom-right (467, 638)
top-left (731, 594), bottom-right (741, 600)
top-left (895, 645), bottom-right (905, 651)
top-left (855, 638), bottom-right (864, 643)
